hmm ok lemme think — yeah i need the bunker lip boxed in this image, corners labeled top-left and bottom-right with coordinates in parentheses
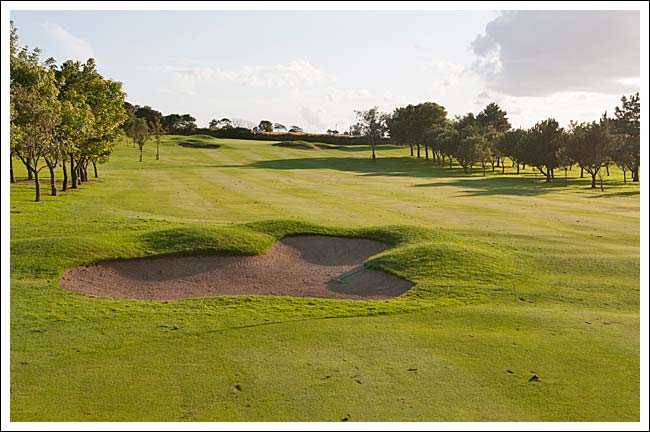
top-left (59, 235), bottom-right (414, 301)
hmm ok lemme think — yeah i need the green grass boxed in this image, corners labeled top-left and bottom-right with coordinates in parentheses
top-left (10, 135), bottom-right (640, 421)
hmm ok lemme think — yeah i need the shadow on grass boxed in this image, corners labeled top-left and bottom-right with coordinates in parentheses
top-left (221, 155), bottom-right (639, 197)
top-left (238, 156), bottom-right (456, 179)
top-left (587, 189), bottom-right (640, 198)
top-left (272, 142), bottom-right (404, 153)
top-left (413, 176), bottom-right (567, 196)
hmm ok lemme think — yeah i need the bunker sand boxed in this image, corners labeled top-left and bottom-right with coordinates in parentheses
top-left (59, 236), bottom-right (414, 300)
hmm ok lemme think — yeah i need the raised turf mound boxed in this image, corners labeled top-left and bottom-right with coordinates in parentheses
top-left (175, 134), bottom-right (222, 149)
top-left (59, 236), bottom-right (414, 300)
top-left (272, 141), bottom-right (337, 150)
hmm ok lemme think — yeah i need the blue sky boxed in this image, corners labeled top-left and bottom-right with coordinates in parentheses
top-left (10, 10), bottom-right (640, 132)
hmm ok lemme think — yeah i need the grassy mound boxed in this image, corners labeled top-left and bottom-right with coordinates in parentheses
top-left (273, 141), bottom-right (338, 150)
top-left (168, 134), bottom-right (222, 149)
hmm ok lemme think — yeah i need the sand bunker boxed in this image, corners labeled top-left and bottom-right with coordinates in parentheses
top-left (59, 236), bottom-right (414, 301)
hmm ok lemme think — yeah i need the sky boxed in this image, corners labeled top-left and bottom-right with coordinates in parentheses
top-left (9, 9), bottom-right (641, 132)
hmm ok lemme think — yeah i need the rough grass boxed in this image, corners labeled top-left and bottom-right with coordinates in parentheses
top-left (9, 134), bottom-right (640, 421)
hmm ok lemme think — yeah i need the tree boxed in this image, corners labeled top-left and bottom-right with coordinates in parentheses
top-left (150, 115), bottom-right (166, 160)
top-left (218, 118), bottom-right (233, 129)
top-left (348, 123), bottom-right (362, 136)
top-left (388, 102), bottom-right (447, 158)
top-left (477, 102), bottom-right (511, 171)
top-left (354, 107), bottom-right (388, 160)
top-left (612, 92), bottom-right (640, 182)
top-left (134, 105), bottom-right (162, 126)
top-left (231, 118), bottom-right (255, 129)
top-left (496, 129), bottom-right (527, 174)
top-left (566, 120), bottom-right (617, 189)
top-left (162, 113), bottom-right (196, 132)
top-left (54, 90), bottom-right (94, 192)
top-left (273, 123), bottom-right (287, 132)
top-left (11, 54), bottom-right (61, 201)
top-left (10, 25), bottom-right (61, 201)
top-left (59, 59), bottom-right (126, 183)
top-left (133, 118), bottom-right (150, 162)
top-left (209, 118), bottom-right (219, 129)
top-left (433, 122), bottom-right (458, 168)
top-left (519, 118), bottom-right (564, 182)
top-left (257, 120), bottom-right (273, 133)
top-left (450, 113), bottom-right (483, 174)
top-left (288, 125), bottom-right (303, 133)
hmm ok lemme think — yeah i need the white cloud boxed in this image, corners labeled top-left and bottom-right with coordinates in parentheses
top-left (300, 106), bottom-right (325, 128)
top-left (429, 60), bottom-right (468, 92)
top-left (326, 87), bottom-right (371, 103)
top-left (42, 22), bottom-right (95, 62)
top-left (471, 11), bottom-right (640, 96)
top-left (164, 60), bottom-right (335, 89)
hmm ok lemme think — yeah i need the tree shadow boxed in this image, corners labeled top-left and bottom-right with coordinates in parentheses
top-left (240, 156), bottom-right (455, 178)
top-left (587, 190), bottom-right (640, 198)
top-left (231, 155), bottom-right (639, 197)
top-left (413, 175), bottom-right (565, 196)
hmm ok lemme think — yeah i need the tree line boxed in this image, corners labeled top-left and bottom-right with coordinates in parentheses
top-left (356, 95), bottom-right (640, 187)
top-left (10, 22), bottom-right (127, 201)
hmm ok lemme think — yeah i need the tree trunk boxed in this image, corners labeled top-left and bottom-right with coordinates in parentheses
top-left (410, 144), bottom-right (413, 157)
top-left (10, 153), bottom-right (15, 183)
top-left (481, 161), bottom-right (486, 176)
top-left (605, 163), bottom-right (610, 176)
top-left (425, 145), bottom-right (429, 160)
top-left (599, 174), bottom-right (604, 192)
top-left (623, 168), bottom-right (626, 184)
top-left (491, 160), bottom-right (495, 172)
top-left (83, 165), bottom-right (88, 182)
top-left (516, 163), bottom-right (520, 174)
top-left (371, 137), bottom-right (376, 160)
top-left (34, 169), bottom-right (40, 202)
top-left (156, 141), bottom-right (160, 160)
top-left (632, 164), bottom-right (639, 182)
top-left (449, 157), bottom-right (453, 169)
top-left (580, 167), bottom-right (584, 178)
top-left (416, 144), bottom-right (421, 158)
top-left (47, 163), bottom-right (57, 196)
top-left (70, 154), bottom-right (78, 189)
top-left (564, 168), bottom-right (567, 187)
top-left (502, 161), bottom-right (505, 174)
top-left (591, 172), bottom-right (597, 189)
top-left (93, 161), bottom-right (98, 178)
top-left (62, 159), bottom-right (68, 191)
top-left (26, 158), bottom-right (33, 180)
top-left (538, 166), bottom-right (551, 182)
top-left (496, 156), bottom-right (501, 168)
top-left (463, 165), bottom-right (468, 174)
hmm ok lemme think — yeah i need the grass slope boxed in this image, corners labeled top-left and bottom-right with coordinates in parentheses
top-left (10, 135), bottom-right (640, 421)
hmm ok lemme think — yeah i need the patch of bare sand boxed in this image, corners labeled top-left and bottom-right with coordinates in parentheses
top-left (59, 236), bottom-right (414, 300)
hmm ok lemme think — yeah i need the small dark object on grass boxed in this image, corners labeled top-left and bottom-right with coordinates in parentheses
top-left (321, 375), bottom-right (331, 380)
top-left (529, 375), bottom-right (541, 382)
top-left (342, 414), bottom-right (350, 421)
top-left (507, 370), bottom-right (514, 374)
top-left (234, 384), bottom-right (242, 392)
top-left (354, 379), bottom-right (363, 384)
top-left (408, 368), bottom-right (418, 372)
